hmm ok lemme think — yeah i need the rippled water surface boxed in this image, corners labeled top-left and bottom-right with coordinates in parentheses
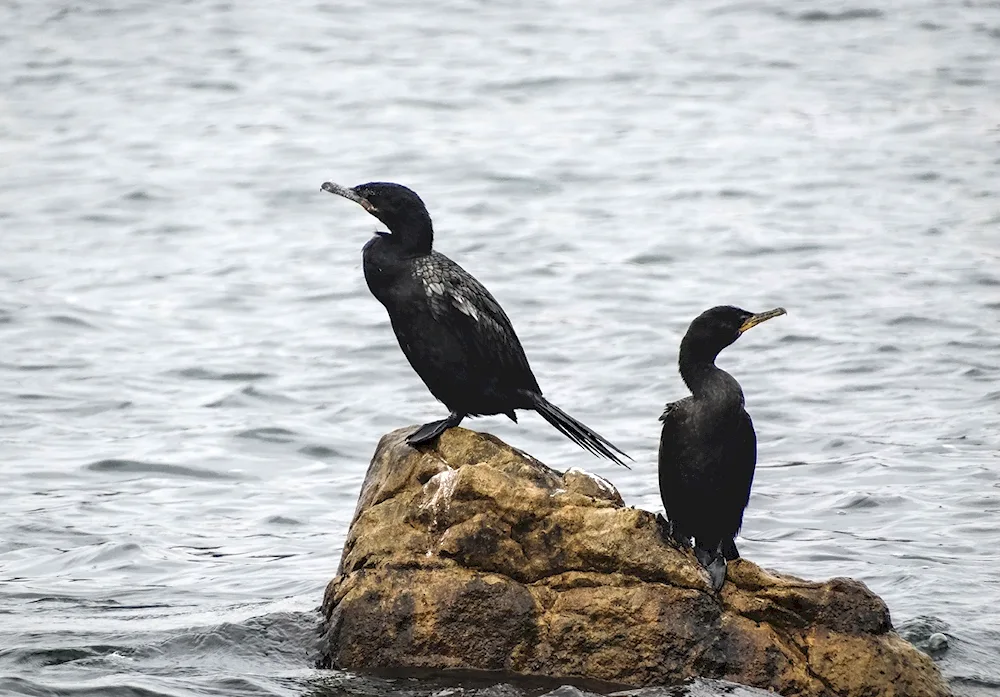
top-left (2, 0), bottom-right (999, 695)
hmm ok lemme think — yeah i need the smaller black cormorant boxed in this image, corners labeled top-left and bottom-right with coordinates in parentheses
top-left (658, 305), bottom-right (786, 590)
top-left (321, 180), bottom-right (630, 467)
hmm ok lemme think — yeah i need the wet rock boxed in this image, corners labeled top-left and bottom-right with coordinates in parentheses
top-left (321, 427), bottom-right (952, 697)
top-left (899, 615), bottom-right (952, 659)
top-left (927, 633), bottom-right (949, 654)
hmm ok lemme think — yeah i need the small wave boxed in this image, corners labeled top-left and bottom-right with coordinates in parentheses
top-left (481, 75), bottom-right (577, 93)
top-left (969, 273), bottom-right (1000, 287)
top-left (833, 361), bottom-right (880, 375)
top-left (186, 80), bottom-right (240, 92)
top-left (78, 212), bottom-right (134, 225)
top-left (84, 459), bottom-right (243, 481)
top-left (0, 675), bottom-right (182, 697)
top-left (48, 314), bottom-right (97, 329)
top-left (885, 313), bottom-right (935, 327)
top-left (132, 223), bottom-right (199, 236)
top-left (778, 333), bottom-right (821, 344)
top-left (55, 400), bottom-right (133, 416)
top-left (789, 8), bottom-right (884, 22)
top-left (205, 385), bottom-right (295, 408)
top-left (742, 243), bottom-right (829, 255)
top-left (300, 290), bottom-right (357, 303)
top-left (174, 367), bottom-right (272, 382)
top-left (627, 252), bottom-right (675, 265)
top-left (767, 460), bottom-right (815, 469)
top-left (264, 515), bottom-right (303, 526)
top-left (2, 360), bottom-right (89, 371)
top-left (396, 97), bottom-right (465, 112)
top-left (0, 645), bottom-right (125, 670)
top-left (13, 72), bottom-right (71, 86)
top-left (120, 189), bottom-right (169, 204)
top-left (136, 611), bottom-right (321, 667)
top-left (15, 392), bottom-right (66, 401)
top-left (832, 492), bottom-right (906, 510)
top-left (298, 444), bottom-right (342, 459)
top-left (717, 187), bottom-right (763, 199)
top-left (235, 427), bottom-right (298, 444)
top-left (976, 24), bottom-right (1000, 40)
top-left (950, 675), bottom-right (1000, 690)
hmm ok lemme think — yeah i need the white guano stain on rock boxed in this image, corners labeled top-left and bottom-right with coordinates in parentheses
top-left (421, 468), bottom-right (459, 527)
top-left (566, 467), bottom-right (616, 495)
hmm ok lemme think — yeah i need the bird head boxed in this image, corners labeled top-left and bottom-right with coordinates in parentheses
top-left (682, 305), bottom-right (787, 359)
top-left (321, 181), bottom-right (433, 254)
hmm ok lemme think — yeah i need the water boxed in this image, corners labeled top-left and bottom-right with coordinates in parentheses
top-left (1, 0), bottom-right (998, 695)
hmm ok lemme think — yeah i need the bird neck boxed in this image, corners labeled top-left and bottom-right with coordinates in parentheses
top-left (396, 223), bottom-right (433, 256)
top-left (384, 210), bottom-right (434, 257)
top-left (678, 344), bottom-right (742, 406)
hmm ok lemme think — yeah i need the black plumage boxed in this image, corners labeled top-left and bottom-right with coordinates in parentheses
top-left (321, 180), bottom-right (630, 467)
top-left (658, 305), bottom-right (786, 590)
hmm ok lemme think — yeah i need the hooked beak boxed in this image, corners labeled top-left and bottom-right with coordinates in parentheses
top-left (321, 181), bottom-right (378, 214)
top-left (738, 307), bottom-right (787, 334)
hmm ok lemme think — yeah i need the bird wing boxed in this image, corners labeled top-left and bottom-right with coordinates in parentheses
top-left (658, 400), bottom-right (681, 424)
top-left (657, 398), bottom-right (696, 531)
top-left (411, 252), bottom-right (541, 394)
top-left (724, 409), bottom-right (757, 535)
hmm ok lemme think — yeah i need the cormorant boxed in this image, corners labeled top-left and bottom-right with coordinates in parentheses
top-left (321, 180), bottom-right (631, 467)
top-left (658, 305), bottom-right (786, 590)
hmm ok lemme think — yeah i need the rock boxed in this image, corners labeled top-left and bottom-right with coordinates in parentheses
top-left (610, 682), bottom-right (777, 697)
top-left (321, 427), bottom-right (952, 697)
top-left (926, 633), bottom-right (949, 655)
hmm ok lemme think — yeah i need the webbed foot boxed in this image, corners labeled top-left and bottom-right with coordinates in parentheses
top-left (406, 411), bottom-right (465, 446)
top-left (695, 545), bottom-right (728, 592)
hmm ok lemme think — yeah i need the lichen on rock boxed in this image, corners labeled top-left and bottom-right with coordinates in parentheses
top-left (321, 427), bottom-right (952, 697)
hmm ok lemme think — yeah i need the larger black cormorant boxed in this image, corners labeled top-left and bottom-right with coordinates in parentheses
top-left (321, 180), bottom-right (630, 467)
top-left (658, 305), bottom-right (786, 590)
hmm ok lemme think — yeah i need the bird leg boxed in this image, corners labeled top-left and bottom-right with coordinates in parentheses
top-left (406, 411), bottom-right (465, 446)
top-left (655, 513), bottom-right (672, 542)
top-left (694, 543), bottom-right (728, 592)
top-left (721, 538), bottom-right (740, 561)
top-left (655, 514), bottom-right (693, 550)
top-left (670, 523), bottom-right (693, 548)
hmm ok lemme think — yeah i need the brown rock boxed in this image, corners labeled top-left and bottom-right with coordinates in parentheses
top-left (321, 427), bottom-right (952, 697)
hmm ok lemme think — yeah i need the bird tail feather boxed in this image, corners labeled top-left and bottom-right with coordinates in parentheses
top-left (523, 392), bottom-right (632, 468)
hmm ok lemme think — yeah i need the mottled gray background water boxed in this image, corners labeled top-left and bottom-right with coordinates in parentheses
top-left (2, 0), bottom-right (999, 695)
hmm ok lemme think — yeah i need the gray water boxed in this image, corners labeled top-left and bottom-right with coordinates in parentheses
top-left (2, 0), bottom-right (999, 695)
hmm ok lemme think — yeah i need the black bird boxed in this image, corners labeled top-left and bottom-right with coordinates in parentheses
top-left (658, 305), bottom-right (786, 590)
top-left (321, 180), bottom-right (630, 467)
